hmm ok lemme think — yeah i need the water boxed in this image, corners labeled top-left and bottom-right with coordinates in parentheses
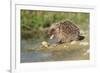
top-left (21, 51), bottom-right (52, 62)
top-left (21, 38), bottom-right (57, 63)
top-left (21, 38), bottom-right (89, 63)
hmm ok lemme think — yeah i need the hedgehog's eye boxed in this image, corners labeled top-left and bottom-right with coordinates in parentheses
top-left (48, 28), bottom-right (55, 35)
top-left (51, 28), bottom-right (55, 32)
top-left (51, 28), bottom-right (55, 33)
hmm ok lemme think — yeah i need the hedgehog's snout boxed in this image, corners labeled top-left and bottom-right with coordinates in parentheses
top-left (48, 28), bottom-right (55, 39)
top-left (48, 28), bottom-right (55, 35)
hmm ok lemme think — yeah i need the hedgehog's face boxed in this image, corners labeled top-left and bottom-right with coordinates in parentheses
top-left (48, 28), bottom-right (55, 36)
top-left (48, 26), bottom-right (60, 39)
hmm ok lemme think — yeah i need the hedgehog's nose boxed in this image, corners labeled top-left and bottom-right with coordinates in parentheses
top-left (48, 30), bottom-right (51, 35)
top-left (48, 33), bottom-right (51, 37)
top-left (48, 31), bottom-right (50, 35)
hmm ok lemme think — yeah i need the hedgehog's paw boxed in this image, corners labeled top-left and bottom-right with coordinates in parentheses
top-left (57, 40), bottom-right (64, 44)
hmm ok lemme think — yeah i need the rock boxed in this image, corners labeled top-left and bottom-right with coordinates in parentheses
top-left (42, 41), bottom-right (49, 47)
top-left (70, 41), bottom-right (77, 45)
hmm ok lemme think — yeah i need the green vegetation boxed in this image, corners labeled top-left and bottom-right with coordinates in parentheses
top-left (21, 10), bottom-right (89, 39)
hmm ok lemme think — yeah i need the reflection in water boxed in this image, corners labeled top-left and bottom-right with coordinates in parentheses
top-left (21, 38), bottom-right (58, 51)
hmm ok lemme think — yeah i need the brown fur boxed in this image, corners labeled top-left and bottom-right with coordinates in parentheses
top-left (48, 20), bottom-right (84, 44)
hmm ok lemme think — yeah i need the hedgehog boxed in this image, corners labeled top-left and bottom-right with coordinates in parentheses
top-left (48, 20), bottom-right (85, 44)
